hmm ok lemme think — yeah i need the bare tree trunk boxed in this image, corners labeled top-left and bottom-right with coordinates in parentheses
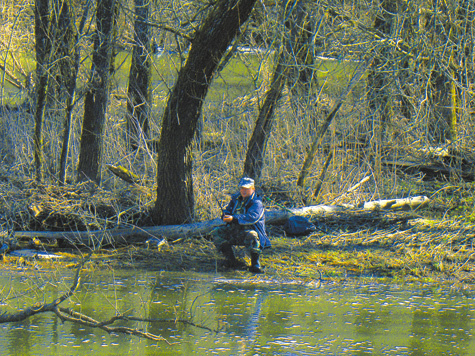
top-left (153, 0), bottom-right (257, 225)
top-left (243, 0), bottom-right (313, 181)
top-left (126, 0), bottom-right (152, 151)
top-left (33, 0), bottom-right (51, 183)
top-left (430, 71), bottom-right (457, 143)
top-left (13, 195), bottom-right (430, 245)
top-left (426, 0), bottom-right (459, 144)
top-left (365, 0), bottom-right (398, 147)
top-left (297, 65), bottom-right (366, 188)
top-left (396, 4), bottom-right (417, 122)
top-left (297, 101), bottom-right (342, 187)
top-left (243, 51), bottom-right (286, 181)
top-left (284, 0), bottom-right (315, 97)
top-left (57, 0), bottom-right (90, 185)
top-left (77, 0), bottom-right (118, 184)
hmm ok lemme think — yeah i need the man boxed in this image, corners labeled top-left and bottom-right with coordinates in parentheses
top-left (211, 177), bottom-right (271, 273)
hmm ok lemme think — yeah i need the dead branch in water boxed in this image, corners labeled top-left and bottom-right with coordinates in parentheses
top-left (0, 253), bottom-right (215, 341)
top-left (0, 254), bottom-right (86, 324)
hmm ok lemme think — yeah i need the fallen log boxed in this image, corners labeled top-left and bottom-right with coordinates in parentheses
top-left (356, 195), bottom-right (430, 211)
top-left (11, 196), bottom-right (430, 247)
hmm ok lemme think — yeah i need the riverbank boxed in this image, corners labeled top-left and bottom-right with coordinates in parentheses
top-left (1, 174), bottom-right (475, 288)
top-left (2, 214), bottom-right (474, 289)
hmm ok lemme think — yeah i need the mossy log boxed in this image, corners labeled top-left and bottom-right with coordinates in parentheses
top-left (11, 196), bottom-right (429, 247)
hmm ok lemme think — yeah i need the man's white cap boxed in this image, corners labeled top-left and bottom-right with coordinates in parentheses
top-left (239, 177), bottom-right (255, 188)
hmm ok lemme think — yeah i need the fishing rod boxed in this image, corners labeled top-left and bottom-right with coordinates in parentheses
top-left (216, 196), bottom-right (226, 215)
top-left (213, 192), bottom-right (232, 225)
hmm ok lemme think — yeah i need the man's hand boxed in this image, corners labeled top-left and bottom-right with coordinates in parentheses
top-left (222, 215), bottom-right (233, 223)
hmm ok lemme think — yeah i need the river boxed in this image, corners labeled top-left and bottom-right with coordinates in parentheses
top-left (1, 269), bottom-right (475, 355)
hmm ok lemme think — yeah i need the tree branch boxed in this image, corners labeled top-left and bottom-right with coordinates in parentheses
top-left (137, 20), bottom-right (193, 42)
top-left (54, 307), bottom-right (169, 343)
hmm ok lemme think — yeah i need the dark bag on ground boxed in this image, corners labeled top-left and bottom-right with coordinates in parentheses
top-left (283, 216), bottom-right (316, 236)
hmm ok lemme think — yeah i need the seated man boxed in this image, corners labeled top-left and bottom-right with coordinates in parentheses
top-left (211, 177), bottom-right (271, 273)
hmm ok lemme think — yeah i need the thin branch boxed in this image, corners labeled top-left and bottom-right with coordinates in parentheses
top-left (54, 307), bottom-right (170, 343)
top-left (127, 316), bottom-right (217, 332)
top-left (137, 20), bottom-right (193, 42)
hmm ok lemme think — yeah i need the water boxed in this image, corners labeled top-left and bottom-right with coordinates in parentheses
top-left (1, 269), bottom-right (475, 355)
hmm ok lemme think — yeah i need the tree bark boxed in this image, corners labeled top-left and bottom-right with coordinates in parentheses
top-left (243, 0), bottom-right (316, 181)
top-left (297, 101), bottom-right (342, 187)
top-left (365, 0), bottom-right (398, 148)
top-left (77, 0), bottom-right (118, 184)
top-left (424, 1), bottom-right (459, 144)
top-left (56, 0), bottom-right (76, 185)
top-left (296, 62), bottom-right (367, 189)
top-left (57, 0), bottom-right (90, 185)
top-left (284, 0), bottom-right (314, 96)
top-left (33, 0), bottom-right (51, 183)
top-left (126, 0), bottom-right (152, 151)
top-left (430, 71), bottom-right (457, 143)
top-left (153, 0), bottom-right (258, 225)
top-left (243, 51), bottom-right (287, 180)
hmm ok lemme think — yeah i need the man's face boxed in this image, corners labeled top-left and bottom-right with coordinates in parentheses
top-left (240, 186), bottom-right (254, 199)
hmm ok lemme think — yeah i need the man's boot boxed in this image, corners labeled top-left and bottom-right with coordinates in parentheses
top-left (249, 251), bottom-right (262, 274)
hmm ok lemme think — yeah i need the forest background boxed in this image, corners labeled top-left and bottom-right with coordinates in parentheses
top-left (4, 0), bottom-right (475, 340)
top-left (1, 0), bottom-right (475, 272)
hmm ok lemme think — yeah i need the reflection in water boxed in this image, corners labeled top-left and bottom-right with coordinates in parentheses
top-left (245, 291), bottom-right (266, 342)
top-left (1, 270), bottom-right (475, 355)
top-left (236, 290), bottom-right (267, 354)
top-left (409, 304), bottom-right (472, 355)
top-left (9, 317), bottom-right (31, 356)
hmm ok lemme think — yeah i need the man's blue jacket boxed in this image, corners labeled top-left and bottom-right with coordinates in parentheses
top-left (223, 192), bottom-right (271, 249)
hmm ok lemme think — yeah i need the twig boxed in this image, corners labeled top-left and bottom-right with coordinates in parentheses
top-left (127, 316), bottom-right (217, 333)
top-left (329, 175), bottom-right (371, 203)
top-left (54, 308), bottom-right (170, 343)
